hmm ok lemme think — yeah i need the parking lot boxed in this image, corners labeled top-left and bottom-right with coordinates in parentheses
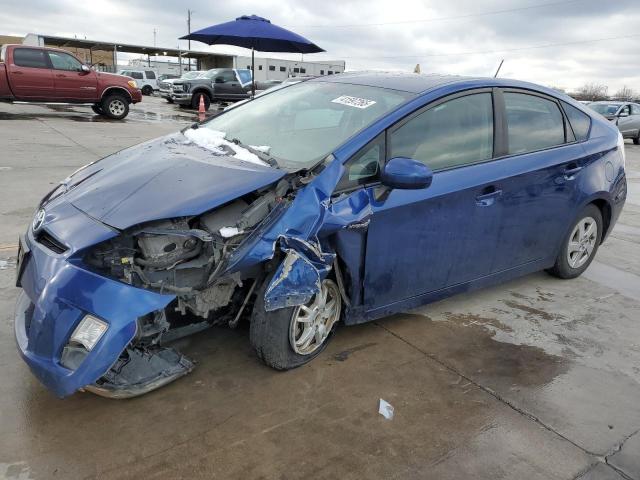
top-left (1, 96), bottom-right (639, 479)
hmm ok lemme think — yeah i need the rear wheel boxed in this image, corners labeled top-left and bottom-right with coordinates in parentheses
top-left (101, 94), bottom-right (130, 120)
top-left (191, 92), bottom-right (211, 111)
top-left (547, 204), bottom-right (602, 279)
top-left (250, 275), bottom-right (342, 370)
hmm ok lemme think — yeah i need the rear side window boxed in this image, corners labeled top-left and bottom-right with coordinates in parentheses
top-left (504, 93), bottom-right (565, 155)
top-left (145, 71), bottom-right (156, 79)
top-left (390, 93), bottom-right (494, 171)
top-left (562, 101), bottom-right (591, 141)
top-left (13, 48), bottom-right (48, 69)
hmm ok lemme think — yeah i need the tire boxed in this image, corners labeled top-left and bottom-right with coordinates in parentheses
top-left (101, 93), bottom-right (130, 120)
top-left (633, 130), bottom-right (640, 145)
top-left (141, 85), bottom-right (153, 96)
top-left (250, 274), bottom-right (342, 370)
top-left (547, 204), bottom-right (603, 279)
top-left (191, 92), bottom-right (211, 111)
top-left (166, 98), bottom-right (174, 104)
top-left (91, 104), bottom-right (103, 115)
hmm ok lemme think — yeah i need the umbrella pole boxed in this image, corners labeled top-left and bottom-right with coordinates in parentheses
top-left (251, 47), bottom-right (255, 98)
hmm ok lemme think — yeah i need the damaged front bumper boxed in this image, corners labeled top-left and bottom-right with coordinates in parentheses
top-left (14, 227), bottom-right (181, 398)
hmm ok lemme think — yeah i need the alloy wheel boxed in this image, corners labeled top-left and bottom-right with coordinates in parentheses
top-left (108, 99), bottom-right (126, 116)
top-left (567, 216), bottom-right (598, 269)
top-left (289, 279), bottom-right (341, 355)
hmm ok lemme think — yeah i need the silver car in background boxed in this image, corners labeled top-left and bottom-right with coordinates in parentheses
top-left (588, 101), bottom-right (640, 144)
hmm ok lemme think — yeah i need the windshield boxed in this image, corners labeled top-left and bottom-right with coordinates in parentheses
top-left (589, 103), bottom-right (621, 115)
top-left (199, 81), bottom-right (414, 170)
top-left (182, 71), bottom-right (203, 79)
top-left (202, 69), bottom-right (223, 79)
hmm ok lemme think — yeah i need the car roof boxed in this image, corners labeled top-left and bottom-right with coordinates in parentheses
top-left (314, 71), bottom-right (482, 94)
top-left (590, 101), bottom-right (624, 105)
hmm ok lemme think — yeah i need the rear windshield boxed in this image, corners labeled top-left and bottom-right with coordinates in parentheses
top-left (588, 103), bottom-right (621, 115)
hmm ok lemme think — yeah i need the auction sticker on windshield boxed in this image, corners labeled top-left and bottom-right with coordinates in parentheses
top-left (331, 95), bottom-right (377, 109)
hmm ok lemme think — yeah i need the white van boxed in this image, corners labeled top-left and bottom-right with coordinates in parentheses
top-left (117, 69), bottom-right (158, 95)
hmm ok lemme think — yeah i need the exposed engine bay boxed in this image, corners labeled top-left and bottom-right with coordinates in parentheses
top-left (81, 178), bottom-right (298, 396)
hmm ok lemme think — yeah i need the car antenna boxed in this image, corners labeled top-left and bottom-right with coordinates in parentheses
top-left (494, 59), bottom-right (504, 78)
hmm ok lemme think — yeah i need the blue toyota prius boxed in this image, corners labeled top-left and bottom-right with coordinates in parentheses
top-left (14, 72), bottom-right (627, 398)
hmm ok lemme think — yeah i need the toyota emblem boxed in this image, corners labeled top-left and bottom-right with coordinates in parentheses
top-left (32, 208), bottom-right (46, 232)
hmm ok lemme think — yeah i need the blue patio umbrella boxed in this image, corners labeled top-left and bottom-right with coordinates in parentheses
top-left (181, 15), bottom-right (325, 96)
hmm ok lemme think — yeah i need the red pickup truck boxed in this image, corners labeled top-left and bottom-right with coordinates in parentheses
top-left (0, 44), bottom-right (142, 119)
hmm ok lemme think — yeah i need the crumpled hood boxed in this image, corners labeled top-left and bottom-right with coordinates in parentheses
top-left (62, 133), bottom-right (285, 230)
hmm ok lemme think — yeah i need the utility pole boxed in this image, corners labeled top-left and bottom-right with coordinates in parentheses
top-left (187, 9), bottom-right (193, 71)
top-left (153, 28), bottom-right (157, 47)
top-left (187, 10), bottom-right (193, 51)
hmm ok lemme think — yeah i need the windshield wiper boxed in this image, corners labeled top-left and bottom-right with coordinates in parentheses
top-left (230, 137), bottom-right (278, 167)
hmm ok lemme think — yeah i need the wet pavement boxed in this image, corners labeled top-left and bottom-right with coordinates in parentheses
top-left (1, 97), bottom-right (639, 479)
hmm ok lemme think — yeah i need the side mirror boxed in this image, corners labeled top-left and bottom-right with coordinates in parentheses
top-left (381, 157), bottom-right (433, 190)
top-left (80, 64), bottom-right (91, 74)
top-left (214, 77), bottom-right (224, 84)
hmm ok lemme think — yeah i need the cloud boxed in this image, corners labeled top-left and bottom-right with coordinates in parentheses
top-left (2, 0), bottom-right (639, 91)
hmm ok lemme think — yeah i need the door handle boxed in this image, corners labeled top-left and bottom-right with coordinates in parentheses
top-left (564, 165), bottom-right (583, 180)
top-left (56, 74), bottom-right (67, 78)
top-left (475, 189), bottom-right (502, 207)
top-left (12, 71), bottom-right (23, 75)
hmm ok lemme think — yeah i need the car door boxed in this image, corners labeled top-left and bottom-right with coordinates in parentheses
top-left (7, 47), bottom-right (54, 99)
top-left (491, 90), bottom-right (589, 272)
top-left (359, 90), bottom-right (504, 311)
top-left (212, 70), bottom-right (240, 99)
top-left (629, 104), bottom-right (640, 138)
top-left (47, 50), bottom-right (97, 100)
top-left (616, 104), bottom-right (636, 137)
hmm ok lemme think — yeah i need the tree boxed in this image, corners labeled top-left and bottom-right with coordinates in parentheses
top-left (573, 83), bottom-right (609, 101)
top-left (613, 86), bottom-right (636, 101)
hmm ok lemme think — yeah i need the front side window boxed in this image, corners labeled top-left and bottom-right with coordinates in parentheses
top-left (504, 92), bottom-right (565, 155)
top-left (202, 81), bottom-right (413, 171)
top-left (337, 135), bottom-right (384, 191)
top-left (562, 101), bottom-right (591, 141)
top-left (619, 105), bottom-right (631, 116)
top-left (389, 93), bottom-right (494, 171)
top-left (145, 71), bottom-right (156, 79)
top-left (13, 48), bottom-right (48, 69)
top-left (48, 51), bottom-right (83, 71)
top-left (128, 71), bottom-right (143, 80)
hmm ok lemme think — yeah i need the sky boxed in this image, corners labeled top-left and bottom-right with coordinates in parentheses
top-left (2, 0), bottom-right (639, 93)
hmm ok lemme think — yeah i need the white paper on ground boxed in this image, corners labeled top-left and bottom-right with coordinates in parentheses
top-left (378, 398), bottom-right (394, 420)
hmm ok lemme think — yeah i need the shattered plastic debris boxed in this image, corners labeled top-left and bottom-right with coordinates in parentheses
top-left (378, 398), bottom-right (394, 420)
top-left (183, 128), bottom-right (269, 166)
top-left (219, 226), bottom-right (244, 238)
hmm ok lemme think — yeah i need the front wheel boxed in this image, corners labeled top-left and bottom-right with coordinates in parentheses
top-left (141, 85), bottom-right (153, 96)
top-left (101, 94), bottom-right (130, 120)
top-left (250, 276), bottom-right (342, 370)
top-left (547, 204), bottom-right (602, 279)
top-left (634, 130), bottom-right (640, 145)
